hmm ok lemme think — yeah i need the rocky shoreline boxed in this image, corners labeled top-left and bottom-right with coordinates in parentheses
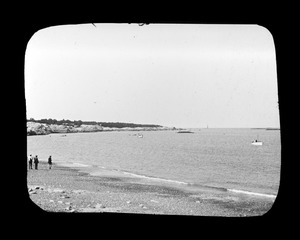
top-left (27, 121), bottom-right (175, 136)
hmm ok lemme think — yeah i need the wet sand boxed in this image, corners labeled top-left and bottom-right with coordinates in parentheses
top-left (27, 162), bottom-right (275, 216)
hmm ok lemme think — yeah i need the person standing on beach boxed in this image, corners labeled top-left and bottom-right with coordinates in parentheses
top-left (28, 155), bottom-right (33, 170)
top-left (48, 155), bottom-right (52, 169)
top-left (34, 155), bottom-right (39, 170)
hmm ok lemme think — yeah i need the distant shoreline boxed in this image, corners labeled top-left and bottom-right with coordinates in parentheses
top-left (27, 121), bottom-right (176, 136)
top-left (27, 122), bottom-right (281, 136)
top-left (251, 128), bottom-right (280, 131)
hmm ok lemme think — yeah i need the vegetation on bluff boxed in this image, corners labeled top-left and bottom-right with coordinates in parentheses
top-left (27, 118), bottom-right (162, 129)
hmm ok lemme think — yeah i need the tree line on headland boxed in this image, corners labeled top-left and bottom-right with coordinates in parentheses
top-left (28, 118), bottom-right (162, 128)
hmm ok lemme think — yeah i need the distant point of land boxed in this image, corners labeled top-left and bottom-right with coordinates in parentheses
top-left (251, 128), bottom-right (280, 131)
top-left (27, 118), bottom-right (162, 128)
top-left (26, 118), bottom-right (176, 136)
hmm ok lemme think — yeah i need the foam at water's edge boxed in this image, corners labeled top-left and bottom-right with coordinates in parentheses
top-left (227, 188), bottom-right (277, 199)
top-left (55, 162), bottom-right (277, 199)
top-left (56, 161), bottom-right (91, 168)
top-left (121, 171), bottom-right (189, 185)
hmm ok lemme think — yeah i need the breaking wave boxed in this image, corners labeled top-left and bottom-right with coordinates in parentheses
top-left (227, 188), bottom-right (277, 199)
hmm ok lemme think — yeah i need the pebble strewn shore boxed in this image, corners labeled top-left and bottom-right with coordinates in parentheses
top-left (27, 162), bottom-right (274, 216)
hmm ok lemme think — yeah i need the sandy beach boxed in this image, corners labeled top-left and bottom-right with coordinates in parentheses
top-left (27, 162), bottom-right (275, 216)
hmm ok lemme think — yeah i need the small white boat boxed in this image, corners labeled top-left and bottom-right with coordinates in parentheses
top-left (137, 133), bottom-right (143, 138)
top-left (251, 140), bottom-right (263, 146)
top-left (252, 134), bottom-right (263, 145)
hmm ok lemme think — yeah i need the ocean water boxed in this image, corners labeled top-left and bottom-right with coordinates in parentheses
top-left (27, 128), bottom-right (281, 198)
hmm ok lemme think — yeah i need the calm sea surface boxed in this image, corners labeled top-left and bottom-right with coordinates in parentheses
top-left (27, 128), bottom-right (281, 197)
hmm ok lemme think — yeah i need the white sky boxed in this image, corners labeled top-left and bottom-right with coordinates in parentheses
top-left (25, 24), bottom-right (279, 128)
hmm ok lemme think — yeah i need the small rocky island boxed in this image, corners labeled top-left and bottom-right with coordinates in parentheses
top-left (27, 118), bottom-right (176, 136)
top-left (177, 130), bottom-right (194, 133)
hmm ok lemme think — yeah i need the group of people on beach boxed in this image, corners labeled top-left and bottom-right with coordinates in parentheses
top-left (28, 155), bottom-right (52, 170)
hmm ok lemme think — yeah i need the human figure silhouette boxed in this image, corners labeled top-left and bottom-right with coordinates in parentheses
top-left (34, 155), bottom-right (39, 170)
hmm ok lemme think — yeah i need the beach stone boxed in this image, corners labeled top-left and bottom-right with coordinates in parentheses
top-left (52, 188), bottom-right (65, 193)
top-left (58, 201), bottom-right (63, 204)
top-left (73, 190), bottom-right (85, 194)
top-left (65, 206), bottom-right (72, 211)
top-left (126, 201), bottom-right (131, 204)
top-left (79, 207), bottom-right (100, 212)
top-left (60, 195), bottom-right (70, 199)
top-left (95, 203), bottom-right (105, 209)
top-left (139, 204), bottom-right (146, 208)
top-left (100, 207), bottom-right (122, 213)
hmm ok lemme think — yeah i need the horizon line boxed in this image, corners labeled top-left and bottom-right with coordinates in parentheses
top-left (26, 118), bottom-right (280, 130)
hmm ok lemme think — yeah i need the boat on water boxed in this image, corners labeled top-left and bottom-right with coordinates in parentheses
top-left (252, 134), bottom-right (262, 145)
top-left (251, 140), bottom-right (263, 146)
top-left (137, 133), bottom-right (143, 138)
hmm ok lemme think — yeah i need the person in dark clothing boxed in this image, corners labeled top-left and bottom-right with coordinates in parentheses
top-left (34, 155), bottom-right (39, 170)
top-left (28, 155), bottom-right (33, 170)
top-left (48, 155), bottom-right (52, 169)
